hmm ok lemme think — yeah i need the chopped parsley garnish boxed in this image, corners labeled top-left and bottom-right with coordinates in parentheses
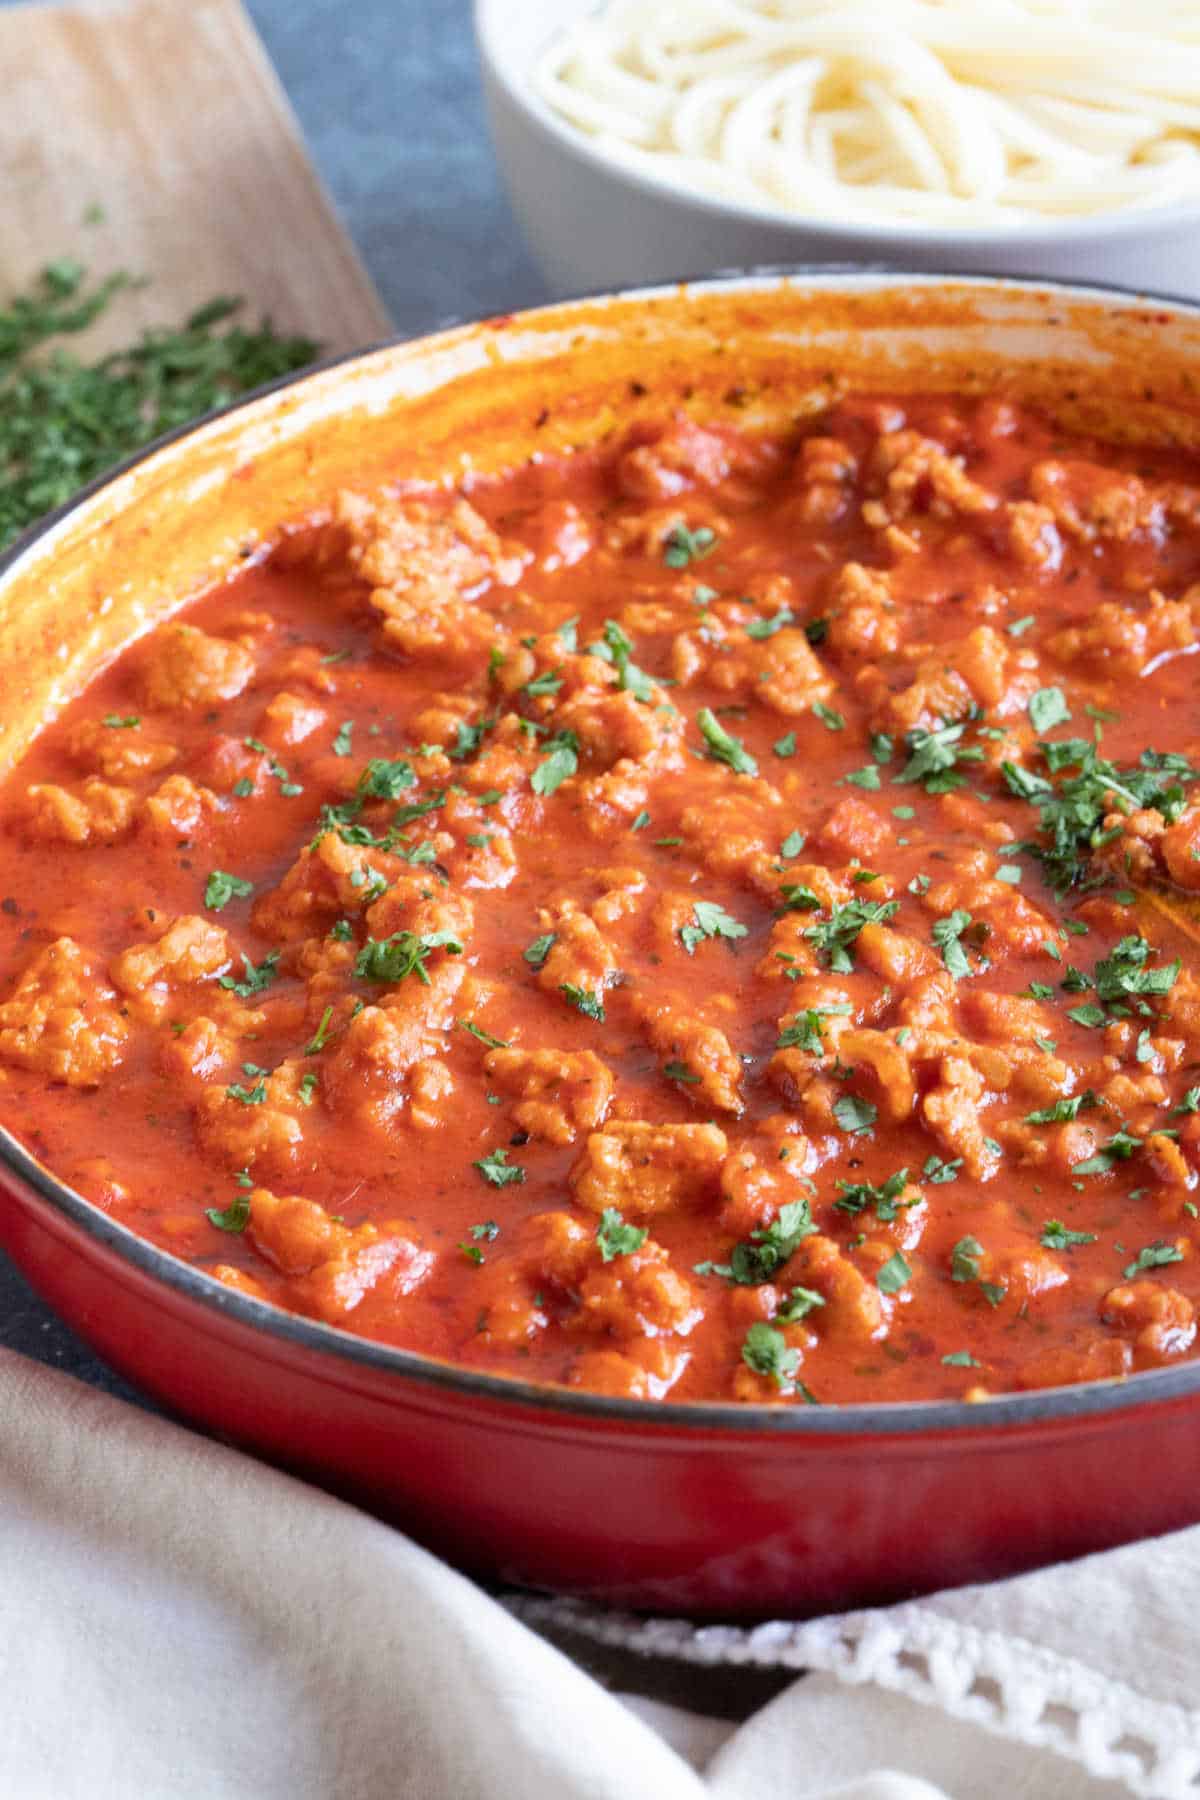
top-left (203, 869), bottom-right (253, 911)
top-left (1028, 686), bottom-right (1071, 733)
top-left (205, 1191), bottom-right (251, 1232)
top-left (275, 769), bottom-right (303, 799)
top-left (232, 777), bottom-right (254, 798)
top-left (741, 1322), bottom-right (799, 1387)
top-left (697, 707), bottom-right (757, 776)
top-left (1093, 936), bottom-right (1180, 1011)
top-left (596, 1208), bottom-right (647, 1261)
top-left (773, 732), bottom-right (797, 758)
top-left (631, 809), bottom-right (651, 832)
top-left (923, 1155), bottom-right (962, 1184)
top-left (331, 721), bottom-right (354, 757)
top-left (745, 606), bottom-right (794, 640)
top-left (227, 1080), bottom-right (267, 1106)
top-left (776, 1003), bottom-right (852, 1054)
top-left (459, 1019), bottom-right (511, 1050)
top-left (1041, 1220), bottom-right (1098, 1250)
top-left (802, 898), bottom-right (900, 972)
top-left (358, 758), bottom-right (416, 799)
top-left (524, 668), bottom-right (564, 698)
top-left (833, 1093), bottom-right (877, 1136)
top-left (942, 1350), bottom-right (981, 1368)
top-left (663, 1060), bottom-right (700, 1083)
top-left (1123, 1241), bottom-right (1184, 1279)
top-left (304, 1005), bottom-right (335, 1055)
top-left (834, 1167), bottom-right (910, 1221)
top-left (1072, 1128), bottom-right (1144, 1176)
top-left (328, 817), bottom-right (394, 851)
top-left (812, 701), bottom-right (845, 732)
top-left (531, 730), bottom-right (579, 795)
top-left (777, 884), bottom-right (822, 912)
top-left (841, 764), bottom-right (881, 790)
top-left (310, 797), bottom-right (364, 845)
top-left (523, 933), bottom-right (556, 970)
top-left (560, 983), bottom-right (605, 1021)
top-left (448, 717), bottom-right (495, 762)
top-left (949, 1237), bottom-right (1004, 1306)
top-left (780, 829), bottom-right (806, 858)
top-left (218, 950), bottom-right (280, 998)
top-left (472, 1147), bottom-right (526, 1188)
top-left (695, 1199), bottom-right (816, 1285)
top-left (354, 930), bottom-right (463, 986)
top-left (1001, 743), bottom-right (1199, 892)
top-left (896, 720), bottom-right (984, 794)
top-left (1171, 1087), bottom-right (1200, 1117)
top-left (875, 1250), bottom-right (912, 1295)
top-left (679, 900), bottom-right (748, 954)
top-left (931, 908), bottom-right (980, 980)
top-left (951, 1236), bottom-right (984, 1283)
top-left (775, 1286), bottom-right (826, 1323)
top-left (663, 523), bottom-right (716, 568)
top-left (1025, 1092), bottom-right (1099, 1125)
top-left (396, 839), bottom-right (438, 867)
top-left (102, 713), bottom-right (140, 729)
top-left (597, 619), bottom-right (653, 700)
top-left (349, 866), bottom-right (388, 901)
top-left (459, 1223), bottom-right (500, 1263)
top-left (297, 1072), bottom-right (319, 1106)
top-left (1007, 616), bottom-right (1035, 637)
top-left (393, 792), bottom-right (446, 826)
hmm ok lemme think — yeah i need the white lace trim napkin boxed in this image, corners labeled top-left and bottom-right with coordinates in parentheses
top-left (1, 1345), bottom-right (1197, 1800)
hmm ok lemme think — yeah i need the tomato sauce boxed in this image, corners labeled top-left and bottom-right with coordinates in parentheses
top-left (4, 391), bottom-right (1200, 1405)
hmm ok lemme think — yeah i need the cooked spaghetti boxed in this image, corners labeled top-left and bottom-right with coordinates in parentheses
top-left (536, 0), bottom-right (1200, 225)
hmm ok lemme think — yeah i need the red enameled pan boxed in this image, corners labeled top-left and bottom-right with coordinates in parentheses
top-left (4, 271), bottom-right (1200, 1618)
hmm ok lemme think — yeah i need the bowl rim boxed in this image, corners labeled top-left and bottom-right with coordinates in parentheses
top-left (474, 0), bottom-right (1200, 251)
top-left (6, 264), bottom-right (1200, 1440)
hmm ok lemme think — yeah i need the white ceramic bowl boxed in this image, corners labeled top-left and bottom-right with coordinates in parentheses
top-left (476, 0), bottom-right (1200, 301)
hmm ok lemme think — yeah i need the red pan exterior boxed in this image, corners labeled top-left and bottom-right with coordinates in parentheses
top-left (4, 1157), bottom-right (1200, 1619)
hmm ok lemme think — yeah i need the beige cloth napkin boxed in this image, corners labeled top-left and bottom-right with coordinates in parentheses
top-left (1, 1347), bottom-right (1197, 1800)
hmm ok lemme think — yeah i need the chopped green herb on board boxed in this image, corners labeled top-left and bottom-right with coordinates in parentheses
top-left (0, 262), bottom-right (319, 550)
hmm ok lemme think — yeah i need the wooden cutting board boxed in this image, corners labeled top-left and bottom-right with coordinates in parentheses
top-left (0, 0), bottom-right (391, 354)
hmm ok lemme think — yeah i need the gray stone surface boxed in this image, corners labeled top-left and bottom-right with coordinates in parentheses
top-left (249, 0), bottom-right (548, 335)
top-left (0, 0), bottom-right (548, 1390)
